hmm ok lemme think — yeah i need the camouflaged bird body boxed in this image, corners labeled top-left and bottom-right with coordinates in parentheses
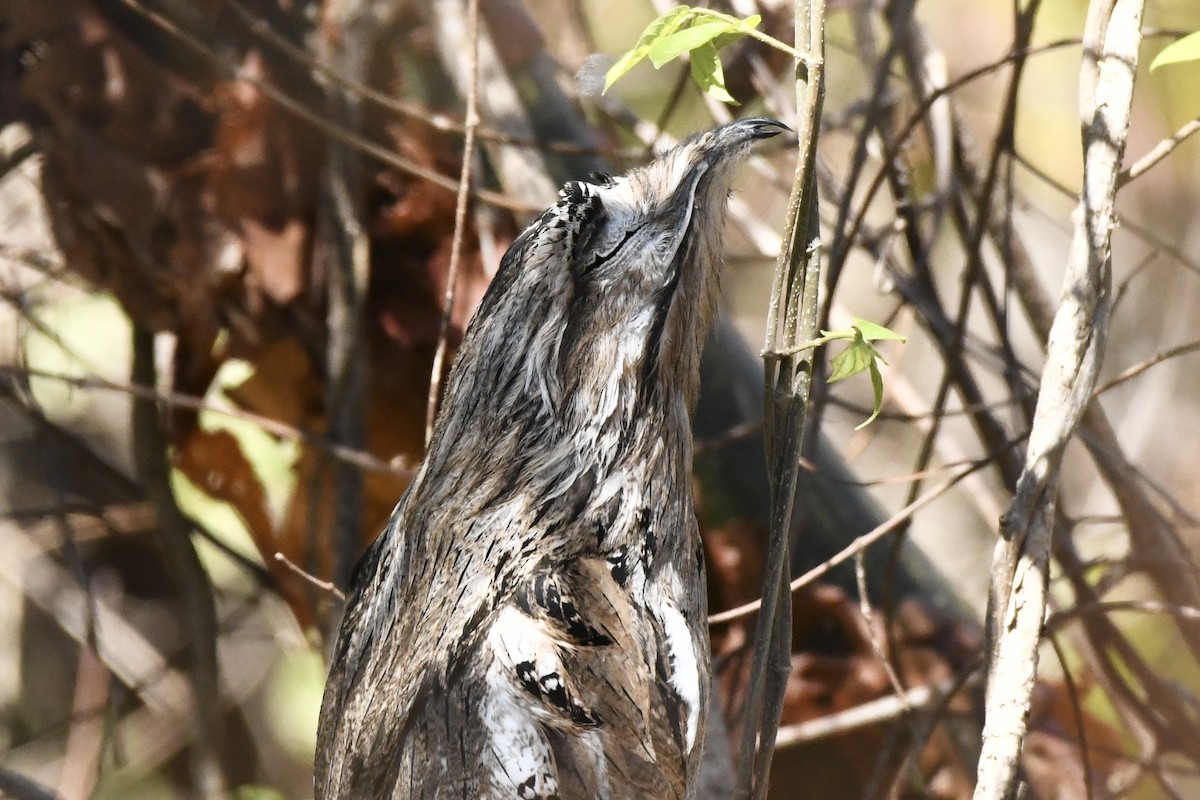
top-left (316, 119), bottom-right (787, 800)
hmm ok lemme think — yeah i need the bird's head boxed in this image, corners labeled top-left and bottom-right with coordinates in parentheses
top-left (435, 118), bottom-right (788, 454)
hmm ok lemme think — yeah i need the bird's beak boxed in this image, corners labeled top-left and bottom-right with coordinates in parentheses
top-left (736, 117), bottom-right (792, 140)
top-left (717, 117), bottom-right (791, 146)
top-left (698, 117), bottom-right (790, 169)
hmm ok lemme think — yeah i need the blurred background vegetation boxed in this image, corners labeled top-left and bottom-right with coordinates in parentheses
top-left (1, 0), bottom-right (1199, 798)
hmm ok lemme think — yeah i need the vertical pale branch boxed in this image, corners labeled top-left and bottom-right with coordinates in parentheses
top-left (736, 0), bottom-right (825, 797)
top-left (974, 1), bottom-right (1145, 798)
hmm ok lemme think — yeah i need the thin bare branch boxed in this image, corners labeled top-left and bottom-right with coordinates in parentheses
top-left (710, 446), bottom-right (1005, 626)
top-left (274, 552), bottom-right (346, 602)
top-left (0, 365), bottom-right (409, 477)
top-left (773, 676), bottom-right (961, 748)
top-left (426, 0), bottom-right (482, 445)
top-left (1093, 339), bottom-right (1200, 396)
top-left (1120, 114), bottom-right (1200, 185)
top-left (318, 0), bottom-right (383, 599)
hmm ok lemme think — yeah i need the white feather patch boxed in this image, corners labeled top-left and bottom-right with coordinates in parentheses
top-left (482, 607), bottom-right (561, 797)
top-left (479, 684), bottom-right (559, 799)
top-left (657, 599), bottom-right (701, 752)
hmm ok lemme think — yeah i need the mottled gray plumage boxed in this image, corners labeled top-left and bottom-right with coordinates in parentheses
top-left (315, 118), bottom-right (786, 800)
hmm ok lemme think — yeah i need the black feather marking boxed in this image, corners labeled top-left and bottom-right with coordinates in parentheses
top-left (606, 547), bottom-right (629, 587)
top-left (519, 573), bottom-right (613, 646)
top-left (539, 671), bottom-right (570, 709)
top-left (460, 601), bottom-right (492, 648)
top-left (515, 584), bottom-right (535, 617)
top-left (656, 648), bottom-right (687, 753)
top-left (516, 776), bottom-right (561, 800)
top-left (569, 700), bottom-right (601, 728)
top-left (515, 660), bottom-right (540, 697)
top-left (638, 508), bottom-right (658, 563)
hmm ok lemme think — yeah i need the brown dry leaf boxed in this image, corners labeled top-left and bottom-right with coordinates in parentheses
top-left (174, 425), bottom-right (316, 626)
top-left (241, 217), bottom-right (308, 305)
top-left (208, 50), bottom-right (320, 309)
top-left (225, 337), bottom-right (323, 428)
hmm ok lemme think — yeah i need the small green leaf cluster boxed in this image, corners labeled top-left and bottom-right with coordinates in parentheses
top-left (825, 320), bottom-right (907, 430)
top-left (603, 6), bottom-right (765, 104)
top-left (1150, 31), bottom-right (1200, 72)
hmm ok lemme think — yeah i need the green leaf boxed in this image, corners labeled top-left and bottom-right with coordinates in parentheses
top-left (738, 13), bottom-right (762, 31)
top-left (828, 333), bottom-right (873, 382)
top-left (1151, 31), bottom-right (1200, 72)
top-left (855, 359), bottom-right (886, 430)
top-left (649, 20), bottom-right (736, 67)
top-left (691, 13), bottom-right (760, 58)
top-left (689, 41), bottom-right (737, 104)
top-left (852, 318), bottom-right (906, 342)
top-left (603, 6), bottom-right (694, 92)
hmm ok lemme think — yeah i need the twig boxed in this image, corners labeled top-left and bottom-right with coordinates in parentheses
top-left (1011, 151), bottom-right (1200, 278)
top-left (1092, 339), bottom-right (1200, 396)
top-left (273, 552), bottom-right (346, 602)
top-left (1005, 116), bottom-right (1200, 664)
top-left (0, 365), bottom-right (409, 477)
top-left (56, 645), bottom-right (108, 799)
top-left (2, 515), bottom-right (278, 782)
top-left (1049, 633), bottom-right (1097, 800)
top-left (1053, 533), bottom-right (1200, 782)
top-left (0, 383), bottom-right (276, 586)
top-left (1119, 114), bottom-right (1200, 185)
top-left (974, 2), bottom-right (1145, 797)
top-left (693, 418), bottom-right (764, 456)
top-left (222, 0), bottom-right (625, 159)
top-left (1046, 599), bottom-right (1200, 632)
top-left (773, 675), bottom-right (962, 748)
top-left (855, 552), bottom-right (909, 701)
top-left (1, 515), bottom-right (195, 710)
top-left (710, 448), bottom-right (1001, 627)
top-left (426, 0), bottom-right (482, 445)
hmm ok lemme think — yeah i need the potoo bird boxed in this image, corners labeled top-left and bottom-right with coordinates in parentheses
top-left (315, 117), bottom-right (788, 799)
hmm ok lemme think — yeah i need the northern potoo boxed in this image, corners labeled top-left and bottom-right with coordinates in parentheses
top-left (315, 117), bottom-right (787, 799)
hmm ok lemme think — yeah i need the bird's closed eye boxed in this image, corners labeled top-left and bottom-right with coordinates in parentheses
top-left (579, 226), bottom-right (639, 274)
